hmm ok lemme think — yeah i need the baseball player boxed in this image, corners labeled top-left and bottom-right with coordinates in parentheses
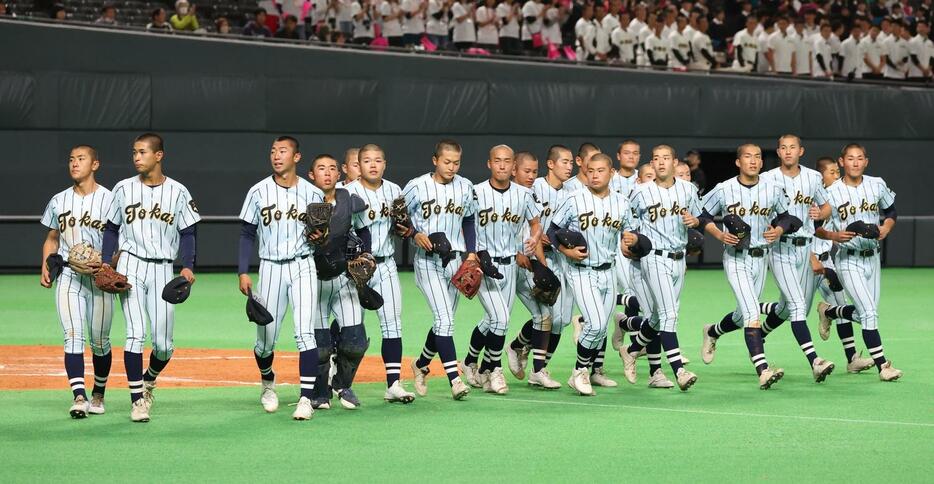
top-left (101, 133), bottom-right (200, 422)
top-left (742, 135), bottom-right (836, 382)
top-left (40, 145), bottom-right (115, 418)
top-left (459, 145), bottom-right (543, 395)
top-left (675, 162), bottom-right (692, 182)
top-left (818, 144), bottom-right (901, 381)
top-left (403, 139), bottom-right (476, 401)
top-left (306, 154), bottom-right (373, 410)
top-left (548, 153), bottom-right (636, 396)
top-left (336, 147), bottom-right (361, 188)
top-left (505, 145), bottom-right (575, 389)
top-left (562, 142), bottom-right (601, 194)
top-left (344, 144), bottom-right (417, 403)
top-left (809, 157), bottom-right (874, 373)
top-left (617, 145), bottom-right (700, 391)
top-left (696, 143), bottom-right (798, 389)
top-left (238, 136), bottom-right (326, 421)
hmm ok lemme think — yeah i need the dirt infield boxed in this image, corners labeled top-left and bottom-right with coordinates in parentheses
top-left (0, 346), bottom-right (446, 390)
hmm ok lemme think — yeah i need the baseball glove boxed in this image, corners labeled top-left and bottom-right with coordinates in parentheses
top-left (390, 197), bottom-right (414, 237)
top-left (67, 242), bottom-right (102, 275)
top-left (451, 258), bottom-right (483, 299)
top-left (347, 253), bottom-right (377, 287)
top-left (304, 202), bottom-right (333, 245)
top-left (94, 265), bottom-right (131, 294)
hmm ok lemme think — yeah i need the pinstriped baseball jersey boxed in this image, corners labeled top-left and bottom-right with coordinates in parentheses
top-left (238, 176), bottom-right (325, 261)
top-left (532, 177), bottom-right (567, 230)
top-left (630, 178), bottom-right (702, 251)
top-left (812, 229), bottom-right (832, 254)
top-left (474, 181), bottom-right (540, 258)
top-left (562, 174), bottom-right (588, 194)
top-left (343, 179), bottom-right (402, 258)
top-left (610, 171), bottom-right (638, 196)
top-left (107, 176), bottom-right (201, 260)
top-left (826, 176), bottom-right (895, 251)
top-left (761, 166), bottom-right (828, 238)
top-left (41, 186), bottom-right (113, 256)
top-left (701, 177), bottom-right (790, 248)
top-left (401, 173), bottom-right (476, 252)
top-left (552, 189), bottom-right (633, 266)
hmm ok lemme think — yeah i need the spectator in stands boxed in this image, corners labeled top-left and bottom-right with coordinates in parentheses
top-left (51, 4), bottom-right (66, 20)
top-left (0, 3), bottom-right (7, 17)
top-left (907, 19), bottom-right (932, 82)
top-left (400, 0), bottom-right (426, 48)
top-left (276, 14), bottom-right (301, 39)
top-left (169, 0), bottom-right (200, 32)
top-left (685, 150), bottom-right (706, 193)
top-left (380, 0), bottom-right (404, 48)
top-left (351, 0), bottom-right (375, 45)
top-left (690, 15), bottom-right (716, 70)
top-left (147, 8), bottom-right (173, 32)
top-left (95, 4), bottom-right (117, 25)
top-left (839, 22), bottom-right (863, 80)
top-left (812, 21), bottom-right (834, 78)
top-left (243, 8), bottom-right (272, 37)
top-left (792, 17), bottom-right (813, 77)
top-left (215, 16), bottom-right (231, 34)
top-left (498, 0), bottom-right (522, 55)
top-left (767, 16), bottom-right (795, 74)
top-left (708, 9), bottom-right (727, 50)
top-left (426, 0), bottom-right (449, 50)
top-left (883, 21), bottom-right (910, 80)
top-left (451, 0), bottom-right (476, 51)
top-left (860, 23), bottom-right (887, 79)
top-left (475, 0), bottom-right (500, 52)
top-left (870, 0), bottom-right (888, 21)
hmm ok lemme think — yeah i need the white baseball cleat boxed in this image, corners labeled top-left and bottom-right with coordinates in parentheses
top-left (811, 357), bottom-right (835, 383)
top-left (675, 368), bottom-right (697, 391)
top-left (611, 313), bottom-right (627, 351)
top-left (567, 368), bottom-right (595, 396)
top-left (483, 367), bottom-right (509, 394)
top-left (260, 380), bottom-right (279, 413)
top-left (817, 301), bottom-right (833, 341)
top-left (528, 369), bottom-right (561, 389)
top-left (505, 345), bottom-right (526, 380)
top-left (130, 398), bottom-right (150, 423)
top-left (590, 367), bottom-right (618, 387)
top-left (847, 352), bottom-right (875, 373)
top-left (647, 369), bottom-right (675, 388)
top-left (88, 393), bottom-right (105, 415)
top-left (142, 380), bottom-right (156, 410)
top-left (572, 315), bottom-right (583, 343)
top-left (292, 396), bottom-right (314, 420)
top-left (759, 367), bottom-right (784, 390)
top-left (411, 360), bottom-right (429, 396)
top-left (459, 361), bottom-right (481, 388)
top-left (878, 361), bottom-right (902, 382)
top-left (681, 354), bottom-right (691, 365)
top-left (383, 380), bottom-right (416, 403)
top-left (450, 377), bottom-right (470, 400)
top-left (618, 348), bottom-right (638, 384)
top-left (701, 324), bottom-right (718, 364)
top-left (69, 395), bottom-right (90, 419)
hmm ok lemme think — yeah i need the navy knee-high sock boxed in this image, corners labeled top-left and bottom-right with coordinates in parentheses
top-left (91, 352), bottom-right (112, 395)
top-left (144, 353), bottom-right (170, 383)
top-left (744, 328), bottom-right (768, 375)
top-left (543, 333), bottom-right (561, 367)
top-left (433, 335), bottom-right (460, 383)
top-left (530, 327), bottom-right (549, 373)
top-left (381, 337), bottom-right (403, 386)
top-left (575, 342), bottom-right (595, 370)
top-left (627, 321), bottom-right (658, 353)
top-left (415, 330), bottom-right (438, 369)
top-left (255, 351), bottom-right (275, 382)
top-left (660, 332), bottom-right (685, 374)
top-left (836, 323), bottom-right (857, 363)
top-left (298, 348), bottom-right (319, 400)
top-left (481, 333), bottom-right (506, 372)
top-left (511, 320), bottom-right (534, 350)
top-left (825, 305), bottom-right (856, 321)
top-left (790, 320), bottom-right (818, 366)
top-left (708, 312), bottom-right (740, 338)
top-left (646, 336), bottom-right (663, 376)
top-left (619, 315), bottom-right (644, 332)
top-left (861, 329), bottom-right (887, 371)
top-left (64, 353), bottom-right (86, 399)
top-left (124, 351), bottom-right (144, 403)
top-left (592, 338), bottom-right (607, 370)
top-left (760, 303), bottom-right (786, 336)
top-left (463, 326), bottom-right (486, 367)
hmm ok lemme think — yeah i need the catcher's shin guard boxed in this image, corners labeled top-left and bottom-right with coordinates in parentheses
top-left (332, 325), bottom-right (370, 389)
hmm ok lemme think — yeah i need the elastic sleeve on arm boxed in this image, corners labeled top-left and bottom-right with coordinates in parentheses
top-left (881, 203), bottom-right (897, 222)
top-left (101, 221), bottom-right (120, 264)
top-left (356, 226), bottom-right (373, 253)
top-left (697, 209), bottom-right (715, 230)
top-left (179, 225), bottom-right (197, 270)
top-left (462, 215), bottom-right (477, 253)
top-left (238, 222), bottom-right (257, 275)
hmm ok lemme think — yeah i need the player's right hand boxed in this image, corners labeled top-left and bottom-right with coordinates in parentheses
top-left (832, 231), bottom-right (857, 243)
top-left (810, 257), bottom-right (824, 275)
top-left (559, 245), bottom-right (587, 261)
top-left (413, 232), bottom-right (433, 251)
top-left (516, 253), bottom-right (532, 270)
top-left (40, 267), bottom-right (52, 288)
top-left (717, 231), bottom-right (740, 247)
top-left (239, 274), bottom-right (253, 296)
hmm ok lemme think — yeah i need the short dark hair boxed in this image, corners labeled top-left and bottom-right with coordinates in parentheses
top-left (839, 143), bottom-right (867, 158)
top-left (547, 144), bottom-right (571, 161)
top-left (815, 157), bottom-right (836, 173)
top-left (275, 136), bottom-right (300, 152)
top-left (71, 144), bottom-right (99, 161)
top-left (616, 139), bottom-right (639, 152)
top-left (434, 139), bottom-right (462, 158)
top-left (515, 151), bottom-right (538, 164)
top-left (254, 8), bottom-right (266, 17)
top-left (285, 14), bottom-right (298, 23)
top-left (151, 8), bottom-right (164, 19)
top-left (577, 142), bottom-right (600, 159)
top-left (101, 4), bottom-right (115, 13)
top-left (135, 133), bottom-right (164, 152)
top-left (311, 153), bottom-right (338, 169)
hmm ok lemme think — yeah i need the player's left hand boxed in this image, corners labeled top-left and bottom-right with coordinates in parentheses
top-left (808, 203), bottom-right (822, 220)
top-left (180, 268), bottom-right (196, 285)
top-left (622, 231), bottom-right (637, 247)
top-left (810, 257), bottom-right (824, 275)
top-left (681, 211), bottom-right (699, 227)
top-left (763, 225), bottom-right (784, 243)
top-left (308, 228), bottom-right (325, 244)
top-left (517, 253), bottom-right (532, 270)
top-left (465, 252), bottom-right (478, 262)
top-left (878, 225), bottom-right (891, 240)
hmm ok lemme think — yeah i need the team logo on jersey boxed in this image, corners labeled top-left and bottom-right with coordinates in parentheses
top-left (836, 200), bottom-right (878, 221)
top-left (646, 202), bottom-right (687, 222)
top-left (792, 192), bottom-right (814, 205)
top-left (370, 203), bottom-right (390, 221)
top-left (726, 202), bottom-right (772, 217)
top-left (579, 211), bottom-right (623, 231)
top-left (420, 199), bottom-right (465, 219)
top-left (259, 203), bottom-right (308, 226)
top-left (478, 207), bottom-right (522, 226)
top-left (189, 200), bottom-right (200, 213)
top-left (57, 211), bottom-right (105, 232)
top-left (125, 203), bottom-right (176, 225)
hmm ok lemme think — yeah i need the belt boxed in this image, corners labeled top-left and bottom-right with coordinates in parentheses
top-left (128, 252), bottom-right (173, 264)
top-left (845, 248), bottom-right (877, 257)
top-left (374, 256), bottom-right (391, 263)
top-left (263, 254), bottom-right (310, 264)
top-left (730, 247), bottom-right (767, 257)
top-left (573, 262), bottom-right (612, 271)
top-left (491, 255), bottom-right (514, 265)
top-left (652, 250), bottom-right (684, 260)
top-left (817, 251), bottom-right (830, 262)
top-left (780, 235), bottom-right (811, 247)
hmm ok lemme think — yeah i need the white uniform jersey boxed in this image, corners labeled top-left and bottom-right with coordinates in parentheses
top-left (859, 35), bottom-right (886, 74)
top-left (636, 24), bottom-right (653, 66)
top-left (575, 18), bottom-right (596, 58)
top-left (825, 176), bottom-right (895, 252)
top-left (532, 177), bottom-right (568, 229)
top-left (683, 24), bottom-right (696, 42)
top-left (668, 29), bottom-right (691, 68)
top-left (689, 31), bottom-right (713, 70)
top-left (401, 173), bottom-right (476, 252)
top-left (645, 31), bottom-right (669, 63)
top-left (520, 0), bottom-right (542, 40)
top-left (426, 0), bottom-right (448, 36)
top-left (756, 30), bottom-right (772, 73)
top-left (908, 34), bottom-right (934, 77)
top-left (609, 171), bottom-right (637, 197)
top-left (601, 13), bottom-right (619, 34)
top-left (344, 179), bottom-right (402, 259)
top-left (883, 36), bottom-right (909, 78)
top-left (475, 6), bottom-right (498, 45)
top-left (496, 2), bottom-right (519, 39)
top-left (451, 1), bottom-right (476, 43)
top-left (812, 35), bottom-right (833, 76)
top-left (107, 176), bottom-right (201, 260)
top-left (760, 166), bottom-right (828, 239)
top-left (840, 36), bottom-right (862, 78)
top-left (701, 176), bottom-right (790, 248)
top-left (793, 31), bottom-right (812, 74)
top-left (812, 227), bottom-right (833, 255)
top-left (239, 176), bottom-right (325, 261)
top-left (611, 25), bottom-right (637, 63)
top-left (732, 28), bottom-right (758, 69)
top-left (594, 16), bottom-right (611, 54)
top-left (541, 6), bottom-right (562, 45)
top-left (562, 174), bottom-right (588, 194)
top-left (552, 189), bottom-right (633, 266)
top-left (380, 1), bottom-right (403, 37)
top-left (630, 179), bottom-right (701, 251)
top-left (628, 18), bottom-right (645, 36)
top-left (41, 186), bottom-right (113, 256)
top-left (400, 0), bottom-right (425, 34)
top-left (474, 181), bottom-right (540, 257)
top-left (768, 30), bottom-right (796, 72)
top-left (351, 1), bottom-right (375, 38)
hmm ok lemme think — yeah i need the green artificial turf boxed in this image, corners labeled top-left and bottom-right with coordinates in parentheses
top-left (1, 269), bottom-right (932, 482)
